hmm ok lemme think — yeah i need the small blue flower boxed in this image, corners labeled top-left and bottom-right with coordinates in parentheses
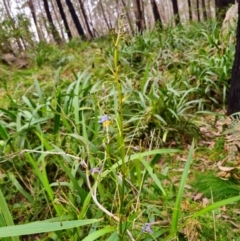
top-left (98, 115), bottom-right (111, 128)
top-left (98, 115), bottom-right (109, 123)
top-left (142, 223), bottom-right (153, 234)
top-left (90, 167), bottom-right (101, 175)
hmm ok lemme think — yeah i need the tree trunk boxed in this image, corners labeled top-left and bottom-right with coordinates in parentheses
top-left (115, 0), bottom-right (120, 18)
top-left (134, 0), bottom-right (145, 33)
top-left (202, 0), bottom-right (208, 20)
top-left (196, 0), bottom-right (201, 21)
top-left (171, 0), bottom-right (180, 25)
top-left (121, 0), bottom-right (134, 34)
top-left (227, 1), bottom-right (240, 115)
top-left (151, 0), bottom-right (162, 25)
top-left (42, 0), bottom-right (62, 44)
top-left (56, 0), bottom-right (72, 40)
top-left (65, 0), bottom-right (85, 38)
top-left (78, 0), bottom-right (94, 38)
top-left (50, 0), bottom-right (66, 41)
top-left (187, 0), bottom-right (192, 21)
top-left (15, 0), bottom-right (34, 48)
top-left (3, 0), bottom-right (23, 51)
top-left (99, 0), bottom-right (112, 31)
top-left (86, 2), bottom-right (96, 36)
top-left (28, 0), bottom-right (45, 41)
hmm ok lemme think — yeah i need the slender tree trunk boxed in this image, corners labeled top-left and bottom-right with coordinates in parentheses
top-left (171, 0), bottom-right (180, 25)
top-left (134, 0), bottom-right (145, 33)
top-left (65, 0), bottom-right (85, 38)
top-left (150, 0), bottom-right (162, 25)
top-left (42, 0), bottom-right (62, 44)
top-left (78, 0), bottom-right (93, 38)
top-left (28, 0), bottom-right (45, 41)
top-left (50, 0), bottom-right (66, 41)
top-left (86, 2), bottom-right (96, 37)
top-left (227, 1), bottom-right (240, 115)
top-left (115, 0), bottom-right (120, 19)
top-left (16, 0), bottom-right (33, 48)
top-left (3, 0), bottom-right (23, 51)
top-left (188, 0), bottom-right (192, 21)
top-left (121, 0), bottom-right (134, 35)
top-left (196, 0), bottom-right (201, 21)
top-left (37, 0), bottom-right (51, 42)
top-left (99, 0), bottom-right (111, 31)
top-left (56, 0), bottom-right (72, 40)
top-left (202, 0), bottom-right (208, 20)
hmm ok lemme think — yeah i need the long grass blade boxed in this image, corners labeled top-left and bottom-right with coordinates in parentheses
top-left (170, 140), bottom-right (194, 234)
top-left (0, 219), bottom-right (100, 238)
top-left (81, 226), bottom-right (115, 241)
top-left (141, 159), bottom-right (166, 195)
top-left (0, 190), bottom-right (19, 241)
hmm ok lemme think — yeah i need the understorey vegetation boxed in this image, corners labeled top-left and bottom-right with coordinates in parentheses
top-left (0, 20), bottom-right (240, 241)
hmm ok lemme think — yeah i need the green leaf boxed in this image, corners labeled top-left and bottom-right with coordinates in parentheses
top-left (106, 231), bottom-right (119, 241)
top-left (0, 123), bottom-right (9, 140)
top-left (101, 149), bottom-right (180, 178)
top-left (170, 140), bottom-right (194, 234)
top-left (141, 159), bottom-right (166, 196)
top-left (0, 219), bottom-right (100, 238)
top-left (0, 190), bottom-right (19, 241)
top-left (193, 195), bottom-right (240, 218)
top-left (53, 91), bottom-right (62, 136)
top-left (82, 227), bottom-right (115, 241)
top-left (8, 173), bottom-right (33, 203)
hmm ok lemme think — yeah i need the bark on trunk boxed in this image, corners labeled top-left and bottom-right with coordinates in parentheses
top-left (65, 0), bottom-right (85, 38)
top-left (196, 0), bottom-right (201, 21)
top-left (171, 0), bottom-right (180, 25)
top-left (99, 0), bottom-right (112, 31)
top-left (28, 0), bottom-right (45, 41)
top-left (56, 0), bottom-right (72, 40)
top-left (227, 1), bottom-right (240, 115)
top-left (3, 0), bottom-right (23, 51)
top-left (202, 0), bottom-right (208, 20)
top-left (151, 0), bottom-right (162, 25)
top-left (121, 0), bottom-right (134, 34)
top-left (42, 0), bottom-right (62, 44)
top-left (188, 0), bottom-right (192, 21)
top-left (134, 0), bottom-right (145, 33)
top-left (78, 0), bottom-right (94, 38)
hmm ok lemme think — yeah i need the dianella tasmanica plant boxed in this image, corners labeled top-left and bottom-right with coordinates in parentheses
top-left (86, 20), bottom-right (132, 240)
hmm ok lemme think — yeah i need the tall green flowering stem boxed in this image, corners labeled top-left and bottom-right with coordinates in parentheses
top-left (113, 25), bottom-right (126, 239)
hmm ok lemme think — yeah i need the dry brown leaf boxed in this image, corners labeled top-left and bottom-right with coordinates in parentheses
top-left (218, 166), bottom-right (236, 171)
top-left (202, 197), bottom-right (209, 207)
top-left (182, 219), bottom-right (202, 241)
top-left (193, 193), bottom-right (203, 201)
top-left (233, 209), bottom-right (240, 214)
top-left (220, 206), bottom-right (227, 212)
top-left (217, 171), bottom-right (231, 179)
top-left (229, 220), bottom-right (240, 228)
top-left (232, 172), bottom-right (240, 180)
top-left (181, 200), bottom-right (190, 211)
top-left (184, 184), bottom-right (192, 190)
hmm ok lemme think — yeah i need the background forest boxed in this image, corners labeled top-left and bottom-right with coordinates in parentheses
top-left (0, 0), bottom-right (240, 241)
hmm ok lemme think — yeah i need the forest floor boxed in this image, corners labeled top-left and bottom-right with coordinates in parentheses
top-left (0, 20), bottom-right (240, 241)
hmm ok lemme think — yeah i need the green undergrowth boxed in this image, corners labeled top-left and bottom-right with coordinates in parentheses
top-left (0, 20), bottom-right (239, 240)
top-left (192, 171), bottom-right (240, 201)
